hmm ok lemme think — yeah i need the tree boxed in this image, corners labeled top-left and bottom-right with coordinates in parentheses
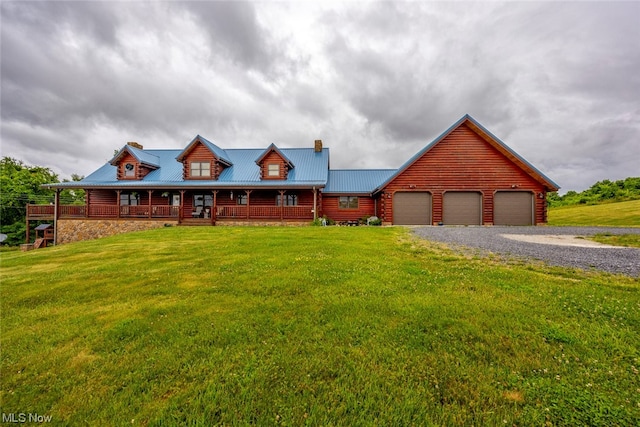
top-left (0, 157), bottom-right (58, 245)
top-left (60, 174), bottom-right (85, 205)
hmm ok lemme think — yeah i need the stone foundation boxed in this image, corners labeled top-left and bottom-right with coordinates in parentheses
top-left (57, 219), bottom-right (179, 244)
top-left (215, 219), bottom-right (310, 227)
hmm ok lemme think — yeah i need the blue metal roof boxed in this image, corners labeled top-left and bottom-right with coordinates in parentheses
top-left (64, 146), bottom-right (329, 189)
top-left (255, 143), bottom-right (294, 167)
top-left (196, 135), bottom-right (233, 165)
top-left (325, 169), bottom-right (397, 194)
top-left (110, 145), bottom-right (160, 168)
top-left (176, 135), bottom-right (233, 165)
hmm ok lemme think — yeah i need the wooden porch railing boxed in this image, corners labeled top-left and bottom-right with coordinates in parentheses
top-left (27, 204), bottom-right (180, 219)
top-left (217, 206), bottom-right (247, 218)
top-left (27, 204), bottom-right (313, 221)
top-left (26, 204), bottom-right (55, 219)
top-left (216, 205), bottom-right (313, 219)
top-left (59, 205), bottom-right (86, 217)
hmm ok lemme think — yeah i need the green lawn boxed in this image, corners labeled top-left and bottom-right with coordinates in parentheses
top-left (1, 227), bottom-right (639, 425)
top-left (589, 233), bottom-right (640, 248)
top-left (548, 199), bottom-right (640, 226)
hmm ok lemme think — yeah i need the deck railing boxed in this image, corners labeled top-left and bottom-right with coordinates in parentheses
top-left (217, 205), bottom-right (313, 219)
top-left (27, 204), bottom-right (313, 221)
top-left (59, 205), bottom-right (86, 217)
top-left (89, 205), bottom-right (118, 218)
top-left (26, 205), bottom-right (55, 219)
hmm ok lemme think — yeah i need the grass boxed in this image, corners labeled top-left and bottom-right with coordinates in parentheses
top-left (1, 227), bottom-right (639, 425)
top-left (548, 199), bottom-right (640, 226)
top-left (588, 233), bottom-right (640, 248)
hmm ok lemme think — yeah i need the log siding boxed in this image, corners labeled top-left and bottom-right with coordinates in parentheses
top-left (380, 124), bottom-right (547, 225)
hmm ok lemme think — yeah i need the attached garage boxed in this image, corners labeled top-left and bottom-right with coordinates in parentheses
top-left (494, 191), bottom-right (534, 225)
top-left (443, 191), bottom-right (482, 225)
top-left (393, 192), bottom-right (432, 225)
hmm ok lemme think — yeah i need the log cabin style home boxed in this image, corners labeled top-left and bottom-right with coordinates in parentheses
top-left (32, 115), bottom-right (559, 243)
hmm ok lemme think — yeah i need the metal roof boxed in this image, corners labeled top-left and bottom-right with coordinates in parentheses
top-left (175, 135), bottom-right (233, 166)
top-left (254, 143), bottom-right (295, 167)
top-left (54, 147), bottom-right (329, 189)
top-left (110, 145), bottom-right (160, 168)
top-left (196, 135), bottom-right (233, 165)
top-left (324, 169), bottom-right (397, 194)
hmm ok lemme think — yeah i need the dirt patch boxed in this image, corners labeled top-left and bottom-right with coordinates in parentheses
top-left (500, 234), bottom-right (621, 248)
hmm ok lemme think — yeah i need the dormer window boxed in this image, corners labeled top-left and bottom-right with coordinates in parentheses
top-left (267, 164), bottom-right (280, 177)
top-left (191, 162), bottom-right (211, 177)
top-left (124, 163), bottom-right (135, 177)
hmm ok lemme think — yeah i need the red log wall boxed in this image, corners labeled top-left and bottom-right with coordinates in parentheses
top-left (381, 124), bottom-right (546, 224)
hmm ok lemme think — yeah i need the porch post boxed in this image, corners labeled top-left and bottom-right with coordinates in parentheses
top-left (53, 189), bottom-right (60, 245)
top-left (246, 190), bottom-right (252, 219)
top-left (25, 218), bottom-right (30, 244)
top-left (85, 190), bottom-right (90, 218)
top-left (148, 190), bottom-right (153, 219)
top-left (313, 187), bottom-right (317, 221)
top-left (212, 190), bottom-right (218, 225)
top-left (179, 190), bottom-right (185, 222)
top-left (279, 190), bottom-right (285, 221)
top-left (116, 190), bottom-right (121, 219)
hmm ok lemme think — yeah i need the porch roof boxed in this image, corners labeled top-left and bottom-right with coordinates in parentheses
top-left (324, 169), bottom-right (397, 194)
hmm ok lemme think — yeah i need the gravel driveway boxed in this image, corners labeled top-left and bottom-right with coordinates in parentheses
top-left (412, 226), bottom-right (640, 277)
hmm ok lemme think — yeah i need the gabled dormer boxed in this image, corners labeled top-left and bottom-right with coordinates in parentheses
top-left (176, 135), bottom-right (232, 180)
top-left (110, 142), bottom-right (160, 180)
top-left (255, 144), bottom-right (294, 180)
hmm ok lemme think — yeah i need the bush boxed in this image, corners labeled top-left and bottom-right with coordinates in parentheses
top-left (311, 215), bottom-right (335, 226)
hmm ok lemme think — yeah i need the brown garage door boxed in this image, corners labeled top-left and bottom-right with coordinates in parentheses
top-left (443, 192), bottom-right (482, 225)
top-left (393, 192), bottom-right (432, 225)
top-left (494, 191), bottom-right (534, 225)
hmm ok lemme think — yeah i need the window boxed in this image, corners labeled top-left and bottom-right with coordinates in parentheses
top-left (124, 163), bottom-right (135, 177)
top-left (276, 194), bottom-right (298, 206)
top-left (267, 163), bottom-right (280, 177)
top-left (191, 162), bottom-right (211, 177)
top-left (237, 194), bottom-right (247, 205)
top-left (120, 193), bottom-right (139, 206)
top-left (192, 194), bottom-right (212, 218)
top-left (338, 196), bottom-right (358, 209)
top-left (193, 194), bottom-right (213, 208)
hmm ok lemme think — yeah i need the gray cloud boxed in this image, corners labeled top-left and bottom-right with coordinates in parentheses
top-left (1, 1), bottom-right (638, 192)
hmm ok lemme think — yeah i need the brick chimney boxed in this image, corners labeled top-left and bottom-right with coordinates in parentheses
top-left (314, 140), bottom-right (323, 153)
top-left (127, 141), bottom-right (143, 150)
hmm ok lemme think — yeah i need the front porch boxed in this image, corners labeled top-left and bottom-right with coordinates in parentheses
top-left (26, 188), bottom-right (317, 225)
top-left (27, 204), bottom-right (315, 221)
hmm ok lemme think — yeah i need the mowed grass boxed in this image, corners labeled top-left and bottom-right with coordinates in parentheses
top-left (590, 233), bottom-right (640, 248)
top-left (548, 199), bottom-right (640, 226)
top-left (1, 227), bottom-right (639, 426)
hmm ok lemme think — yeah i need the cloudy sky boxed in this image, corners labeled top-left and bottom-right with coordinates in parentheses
top-left (1, 1), bottom-right (638, 193)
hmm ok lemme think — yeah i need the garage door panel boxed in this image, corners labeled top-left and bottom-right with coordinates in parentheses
top-left (494, 192), bottom-right (533, 225)
top-left (443, 192), bottom-right (482, 225)
top-left (393, 192), bottom-right (432, 225)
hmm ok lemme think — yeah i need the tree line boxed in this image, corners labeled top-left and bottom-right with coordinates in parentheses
top-left (547, 177), bottom-right (640, 207)
top-left (0, 157), bottom-right (84, 246)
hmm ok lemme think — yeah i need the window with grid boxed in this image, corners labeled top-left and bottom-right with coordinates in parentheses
top-left (276, 194), bottom-right (298, 206)
top-left (267, 163), bottom-right (280, 177)
top-left (338, 196), bottom-right (358, 209)
top-left (190, 162), bottom-right (211, 177)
